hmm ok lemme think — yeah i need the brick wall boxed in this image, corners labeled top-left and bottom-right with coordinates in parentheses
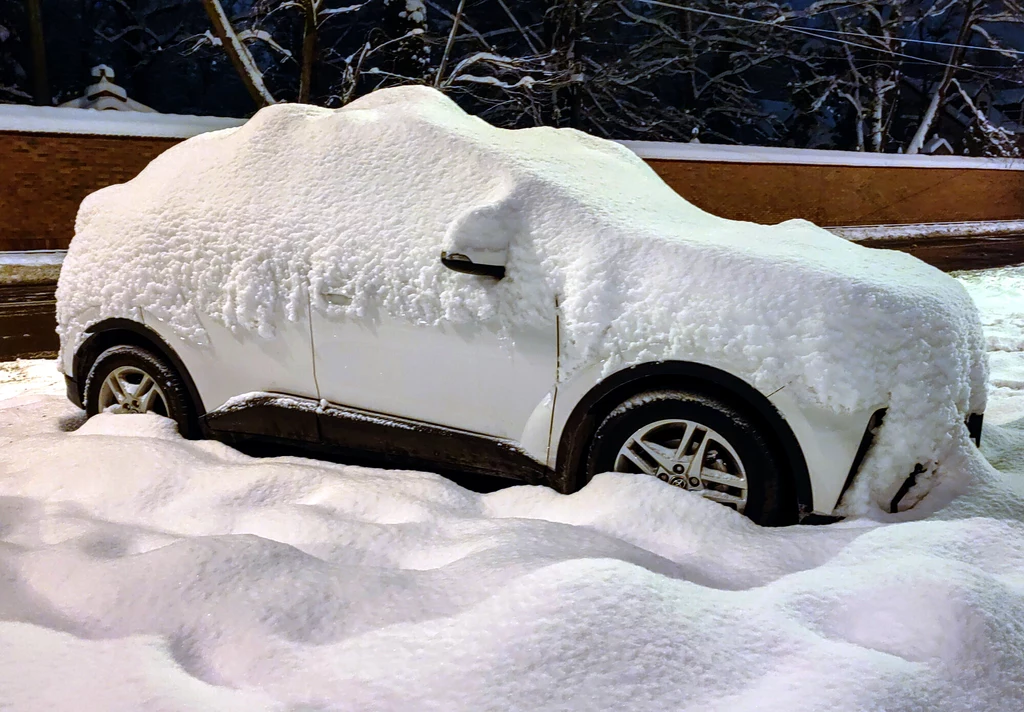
top-left (0, 132), bottom-right (177, 251)
top-left (1, 130), bottom-right (1022, 253)
top-left (646, 159), bottom-right (1024, 227)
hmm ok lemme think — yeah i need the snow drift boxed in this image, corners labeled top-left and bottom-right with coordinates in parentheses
top-left (1, 392), bottom-right (1024, 711)
top-left (56, 85), bottom-right (987, 512)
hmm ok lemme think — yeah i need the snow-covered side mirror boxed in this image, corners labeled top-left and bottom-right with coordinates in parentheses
top-left (440, 188), bottom-right (520, 280)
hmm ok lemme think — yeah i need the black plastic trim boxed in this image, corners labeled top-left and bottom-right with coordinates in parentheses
top-left (319, 401), bottom-right (547, 482)
top-left (76, 318), bottom-right (206, 421)
top-left (835, 408), bottom-right (886, 510)
top-left (967, 413), bottom-right (983, 447)
top-left (440, 252), bottom-right (506, 280)
top-left (64, 374), bottom-right (82, 409)
top-left (890, 463), bottom-right (926, 514)
top-left (204, 395), bottom-right (320, 443)
top-left (204, 394), bottom-right (550, 484)
top-left (553, 361), bottom-right (813, 512)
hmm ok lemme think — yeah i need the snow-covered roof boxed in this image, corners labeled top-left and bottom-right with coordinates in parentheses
top-left (0, 103), bottom-right (245, 139)
top-left (58, 65), bottom-right (156, 113)
top-left (622, 139), bottom-right (1024, 171)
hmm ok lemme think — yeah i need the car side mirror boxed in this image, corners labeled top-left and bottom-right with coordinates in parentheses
top-left (440, 189), bottom-right (519, 281)
top-left (441, 250), bottom-right (506, 279)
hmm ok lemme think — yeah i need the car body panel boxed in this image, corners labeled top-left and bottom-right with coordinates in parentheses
top-left (766, 389), bottom-right (880, 513)
top-left (67, 304), bottom-right (875, 515)
top-left (140, 308), bottom-right (317, 414)
top-left (63, 306), bottom-right (102, 377)
top-left (310, 301), bottom-right (557, 445)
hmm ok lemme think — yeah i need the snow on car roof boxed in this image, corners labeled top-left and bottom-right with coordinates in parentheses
top-left (56, 85), bottom-right (987, 514)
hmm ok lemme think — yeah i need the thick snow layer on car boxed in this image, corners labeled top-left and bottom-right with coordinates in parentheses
top-left (56, 86), bottom-right (987, 513)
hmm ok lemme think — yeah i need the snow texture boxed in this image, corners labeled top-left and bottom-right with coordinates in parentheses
top-left (403, 0), bottom-right (426, 23)
top-left (0, 250), bottom-right (65, 267)
top-left (0, 250), bottom-right (64, 285)
top-left (622, 138), bottom-right (1024, 171)
top-left (0, 103), bottom-right (244, 138)
top-left (56, 85), bottom-right (988, 513)
top-left (957, 266), bottom-right (1024, 427)
top-left (834, 219), bottom-right (1024, 241)
top-left (1, 335), bottom-right (1024, 710)
top-left (0, 359), bottom-right (63, 401)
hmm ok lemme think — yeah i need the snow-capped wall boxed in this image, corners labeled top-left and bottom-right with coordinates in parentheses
top-left (0, 104), bottom-right (244, 138)
top-left (56, 86), bottom-right (988, 513)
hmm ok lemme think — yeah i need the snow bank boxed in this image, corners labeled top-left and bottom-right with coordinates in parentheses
top-left (0, 359), bottom-right (63, 401)
top-left (56, 85), bottom-right (987, 512)
top-left (1, 395), bottom-right (1023, 711)
top-left (0, 250), bottom-right (63, 285)
top-left (832, 219), bottom-right (1024, 242)
top-left (957, 266), bottom-right (1024, 426)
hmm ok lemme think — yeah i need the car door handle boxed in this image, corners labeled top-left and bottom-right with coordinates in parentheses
top-left (323, 292), bottom-right (352, 306)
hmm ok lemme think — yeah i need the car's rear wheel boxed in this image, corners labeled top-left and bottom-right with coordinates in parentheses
top-left (584, 389), bottom-right (796, 526)
top-left (84, 344), bottom-right (195, 437)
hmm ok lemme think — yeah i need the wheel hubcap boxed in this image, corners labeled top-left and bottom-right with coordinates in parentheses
top-left (97, 366), bottom-right (169, 417)
top-left (613, 419), bottom-right (748, 512)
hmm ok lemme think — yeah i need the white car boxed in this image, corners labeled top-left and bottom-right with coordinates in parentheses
top-left (56, 86), bottom-right (987, 526)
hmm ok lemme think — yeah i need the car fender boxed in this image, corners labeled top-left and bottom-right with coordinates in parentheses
top-left (765, 388), bottom-right (880, 513)
top-left (140, 309), bottom-right (317, 417)
top-left (549, 357), bottom-right (867, 514)
top-left (75, 316), bottom-right (206, 419)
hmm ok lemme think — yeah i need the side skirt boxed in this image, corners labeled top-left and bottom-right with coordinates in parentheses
top-left (203, 392), bottom-right (550, 484)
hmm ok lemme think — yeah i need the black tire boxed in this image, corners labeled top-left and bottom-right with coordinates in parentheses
top-left (84, 344), bottom-right (196, 438)
top-left (584, 389), bottom-right (797, 526)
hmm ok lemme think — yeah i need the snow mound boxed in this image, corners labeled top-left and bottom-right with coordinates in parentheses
top-left (0, 359), bottom-right (63, 404)
top-left (56, 85), bottom-right (987, 512)
top-left (957, 266), bottom-right (1024, 427)
top-left (2, 397), bottom-right (1024, 710)
top-left (73, 411), bottom-right (180, 439)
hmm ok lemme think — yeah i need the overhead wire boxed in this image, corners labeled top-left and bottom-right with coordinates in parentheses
top-left (801, 25), bottom-right (1024, 56)
top-left (632, 0), bottom-right (1023, 84)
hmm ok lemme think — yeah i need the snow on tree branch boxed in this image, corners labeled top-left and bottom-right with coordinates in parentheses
top-left (201, 0), bottom-right (277, 106)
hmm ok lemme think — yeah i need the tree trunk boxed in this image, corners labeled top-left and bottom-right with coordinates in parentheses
top-left (25, 0), bottom-right (48, 105)
top-left (906, 2), bottom-right (978, 154)
top-left (298, 0), bottom-right (317, 104)
top-left (871, 77), bottom-right (894, 152)
top-left (547, 0), bottom-right (583, 128)
top-left (435, 0), bottom-right (467, 88)
top-left (201, 0), bottom-right (276, 107)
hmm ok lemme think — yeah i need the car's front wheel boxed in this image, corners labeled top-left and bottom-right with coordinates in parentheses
top-left (84, 344), bottom-right (195, 437)
top-left (585, 389), bottom-right (796, 526)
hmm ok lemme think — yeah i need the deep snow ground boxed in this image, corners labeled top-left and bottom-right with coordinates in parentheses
top-left (1, 267), bottom-right (1023, 711)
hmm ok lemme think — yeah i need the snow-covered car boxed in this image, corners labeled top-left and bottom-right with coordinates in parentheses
top-left (56, 86), bottom-right (987, 525)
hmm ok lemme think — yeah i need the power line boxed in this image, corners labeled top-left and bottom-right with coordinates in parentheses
top-left (804, 25), bottom-right (1024, 57)
top-left (632, 0), bottom-right (1022, 84)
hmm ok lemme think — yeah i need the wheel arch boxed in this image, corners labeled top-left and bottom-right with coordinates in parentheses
top-left (553, 361), bottom-right (812, 512)
top-left (74, 318), bottom-right (207, 420)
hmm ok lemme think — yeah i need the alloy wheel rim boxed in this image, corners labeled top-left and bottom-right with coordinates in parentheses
top-left (613, 418), bottom-right (748, 512)
top-left (97, 366), bottom-right (170, 417)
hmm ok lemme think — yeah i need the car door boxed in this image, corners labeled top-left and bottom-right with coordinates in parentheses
top-left (310, 287), bottom-right (557, 449)
top-left (309, 200), bottom-right (558, 464)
